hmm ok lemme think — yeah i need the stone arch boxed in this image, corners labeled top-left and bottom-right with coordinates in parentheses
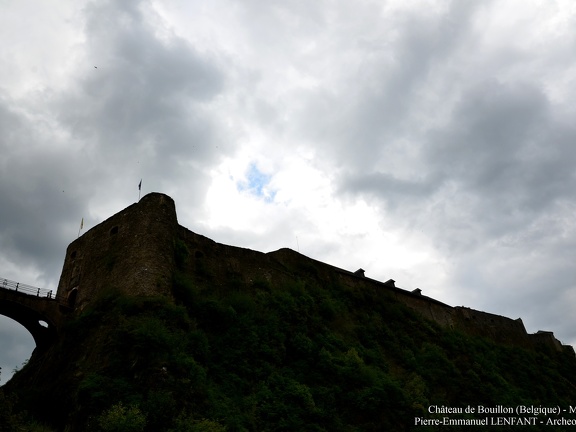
top-left (0, 296), bottom-right (59, 351)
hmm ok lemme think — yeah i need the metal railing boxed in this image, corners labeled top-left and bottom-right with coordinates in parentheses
top-left (0, 277), bottom-right (56, 300)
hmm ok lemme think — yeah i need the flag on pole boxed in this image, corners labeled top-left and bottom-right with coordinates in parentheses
top-left (80, 218), bottom-right (84, 230)
top-left (138, 179), bottom-right (142, 191)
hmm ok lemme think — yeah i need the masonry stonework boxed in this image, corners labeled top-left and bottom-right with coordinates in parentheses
top-left (54, 192), bottom-right (572, 354)
top-left (56, 193), bottom-right (178, 311)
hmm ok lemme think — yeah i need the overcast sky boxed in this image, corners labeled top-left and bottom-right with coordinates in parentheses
top-left (1, 0), bottom-right (576, 383)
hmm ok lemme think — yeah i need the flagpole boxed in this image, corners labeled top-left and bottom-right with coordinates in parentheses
top-left (78, 218), bottom-right (84, 238)
top-left (138, 179), bottom-right (142, 201)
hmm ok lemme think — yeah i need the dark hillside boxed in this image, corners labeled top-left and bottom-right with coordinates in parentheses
top-left (4, 251), bottom-right (576, 431)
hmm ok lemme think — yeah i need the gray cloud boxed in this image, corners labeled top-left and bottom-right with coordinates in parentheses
top-left (0, 97), bottom-right (85, 284)
top-left (60, 0), bottom-right (226, 165)
top-left (423, 80), bottom-right (576, 247)
top-left (292, 1), bottom-right (485, 168)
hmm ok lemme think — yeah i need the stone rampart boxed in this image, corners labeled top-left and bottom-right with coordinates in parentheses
top-left (56, 193), bottom-right (178, 311)
top-left (451, 307), bottom-right (532, 349)
top-left (52, 192), bottom-right (571, 353)
top-left (529, 331), bottom-right (565, 353)
top-left (176, 231), bottom-right (570, 352)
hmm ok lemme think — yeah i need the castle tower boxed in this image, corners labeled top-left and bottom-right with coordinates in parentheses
top-left (56, 193), bottom-right (178, 311)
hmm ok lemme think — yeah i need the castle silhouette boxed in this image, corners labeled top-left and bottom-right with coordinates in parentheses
top-left (56, 193), bottom-right (573, 354)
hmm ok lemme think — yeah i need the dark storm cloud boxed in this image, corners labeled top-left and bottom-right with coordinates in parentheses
top-left (425, 80), bottom-right (576, 246)
top-left (429, 81), bottom-right (558, 196)
top-left (340, 171), bottom-right (442, 212)
top-left (296, 1), bottom-right (484, 168)
top-left (0, 96), bottom-right (85, 285)
top-left (59, 0), bottom-right (226, 167)
top-left (339, 78), bottom-right (576, 246)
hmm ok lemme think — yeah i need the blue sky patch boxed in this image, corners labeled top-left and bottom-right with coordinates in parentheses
top-left (238, 163), bottom-right (276, 202)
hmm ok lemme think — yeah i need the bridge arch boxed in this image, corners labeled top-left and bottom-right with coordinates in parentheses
top-left (0, 297), bottom-right (58, 350)
top-left (0, 279), bottom-right (65, 351)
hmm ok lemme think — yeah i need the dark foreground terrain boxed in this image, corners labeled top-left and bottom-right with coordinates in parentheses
top-left (2, 239), bottom-right (576, 431)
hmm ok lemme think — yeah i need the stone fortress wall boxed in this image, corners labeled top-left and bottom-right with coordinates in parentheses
top-left (56, 193), bottom-right (178, 311)
top-left (56, 192), bottom-right (572, 354)
top-left (265, 247), bottom-right (572, 353)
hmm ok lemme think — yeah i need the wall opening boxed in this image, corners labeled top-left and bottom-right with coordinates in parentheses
top-left (38, 320), bottom-right (49, 328)
top-left (70, 251), bottom-right (77, 260)
top-left (110, 226), bottom-right (119, 236)
top-left (68, 288), bottom-right (78, 308)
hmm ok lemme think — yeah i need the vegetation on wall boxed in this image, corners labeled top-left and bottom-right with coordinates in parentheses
top-left (5, 259), bottom-right (576, 432)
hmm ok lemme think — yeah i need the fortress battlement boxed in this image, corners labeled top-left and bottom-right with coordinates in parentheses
top-left (55, 193), bottom-right (572, 354)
